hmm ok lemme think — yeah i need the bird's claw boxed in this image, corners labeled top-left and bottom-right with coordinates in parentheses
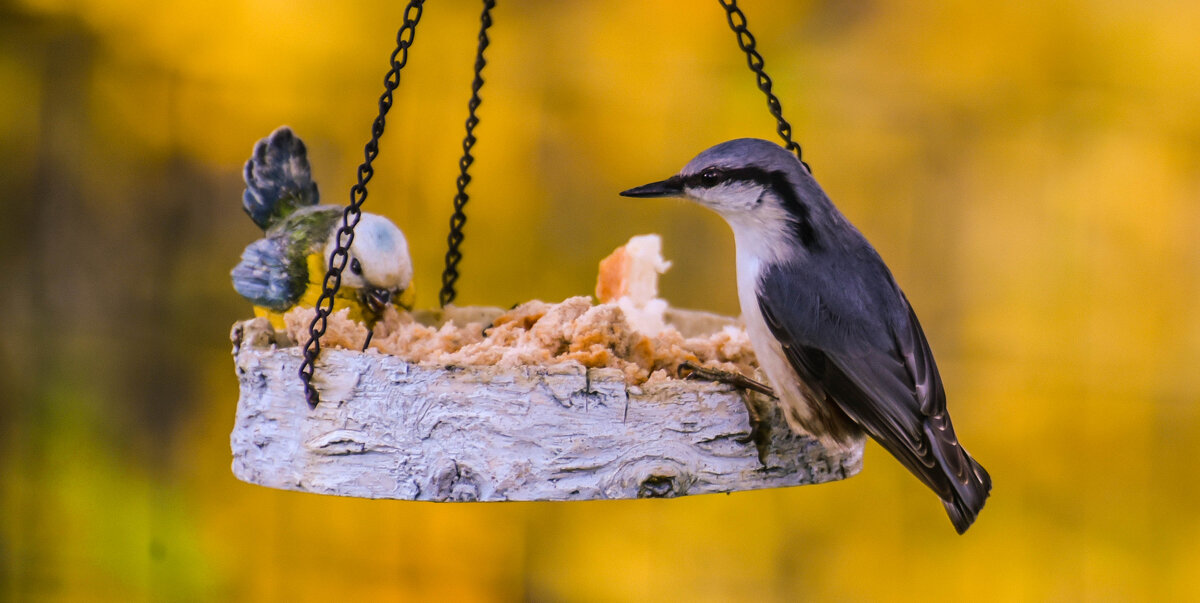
top-left (735, 390), bottom-right (772, 467)
top-left (735, 397), bottom-right (763, 445)
top-left (679, 361), bottom-right (775, 398)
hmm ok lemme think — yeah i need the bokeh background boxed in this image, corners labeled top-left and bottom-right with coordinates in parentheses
top-left (3, 0), bottom-right (1199, 600)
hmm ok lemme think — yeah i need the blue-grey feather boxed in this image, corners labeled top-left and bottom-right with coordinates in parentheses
top-left (231, 237), bottom-right (306, 312)
top-left (757, 246), bottom-right (991, 534)
top-left (242, 126), bottom-right (319, 230)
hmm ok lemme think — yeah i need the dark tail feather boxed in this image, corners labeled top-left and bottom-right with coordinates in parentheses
top-left (242, 126), bottom-right (319, 230)
top-left (937, 443), bottom-right (992, 534)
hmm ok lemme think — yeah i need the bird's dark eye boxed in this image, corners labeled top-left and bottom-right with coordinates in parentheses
top-left (700, 168), bottom-right (723, 187)
top-left (349, 258), bottom-right (362, 275)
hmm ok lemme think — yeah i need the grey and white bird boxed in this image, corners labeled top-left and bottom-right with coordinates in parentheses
top-left (620, 138), bottom-right (991, 533)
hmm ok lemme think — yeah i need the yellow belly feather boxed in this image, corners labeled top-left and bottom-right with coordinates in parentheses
top-left (253, 253), bottom-right (413, 330)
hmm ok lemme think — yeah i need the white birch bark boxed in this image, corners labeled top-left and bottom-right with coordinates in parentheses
top-left (230, 317), bottom-right (863, 501)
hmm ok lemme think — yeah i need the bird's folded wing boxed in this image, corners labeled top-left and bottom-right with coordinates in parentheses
top-left (232, 237), bottom-right (307, 313)
top-left (758, 292), bottom-right (963, 500)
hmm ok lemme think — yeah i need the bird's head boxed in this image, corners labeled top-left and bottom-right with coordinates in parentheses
top-left (620, 138), bottom-right (823, 253)
top-left (324, 212), bottom-right (414, 314)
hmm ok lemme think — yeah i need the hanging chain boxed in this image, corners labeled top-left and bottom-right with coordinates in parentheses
top-left (718, 0), bottom-right (811, 173)
top-left (300, 0), bottom-right (426, 408)
top-left (440, 0), bottom-right (496, 307)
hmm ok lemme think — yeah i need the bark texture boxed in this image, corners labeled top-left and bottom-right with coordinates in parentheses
top-left (230, 318), bottom-right (863, 501)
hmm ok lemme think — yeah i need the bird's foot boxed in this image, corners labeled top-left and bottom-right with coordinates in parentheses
top-left (679, 361), bottom-right (774, 467)
top-left (736, 390), bottom-right (773, 466)
top-left (678, 361), bottom-right (775, 397)
top-left (362, 328), bottom-right (375, 352)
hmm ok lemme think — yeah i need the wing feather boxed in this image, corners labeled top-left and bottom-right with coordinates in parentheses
top-left (231, 237), bottom-right (306, 312)
top-left (758, 264), bottom-right (990, 533)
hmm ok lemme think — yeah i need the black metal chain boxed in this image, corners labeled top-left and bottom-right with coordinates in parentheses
top-left (440, 0), bottom-right (496, 307)
top-left (300, 0), bottom-right (426, 408)
top-left (299, 0), bottom-right (796, 405)
top-left (718, 0), bottom-right (811, 173)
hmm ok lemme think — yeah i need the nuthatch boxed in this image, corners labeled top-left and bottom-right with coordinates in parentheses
top-left (621, 138), bottom-right (991, 533)
top-left (232, 127), bottom-right (414, 333)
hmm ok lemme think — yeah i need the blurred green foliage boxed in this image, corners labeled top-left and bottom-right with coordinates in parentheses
top-left (2, 0), bottom-right (1198, 600)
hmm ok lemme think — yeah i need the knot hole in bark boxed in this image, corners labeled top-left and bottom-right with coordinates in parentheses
top-left (429, 460), bottom-right (481, 502)
top-left (639, 473), bottom-right (683, 498)
top-left (603, 452), bottom-right (697, 499)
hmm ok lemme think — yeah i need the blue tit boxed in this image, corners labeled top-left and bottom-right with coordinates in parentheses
top-left (232, 126), bottom-right (414, 331)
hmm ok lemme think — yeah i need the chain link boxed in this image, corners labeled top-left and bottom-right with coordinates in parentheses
top-left (440, 0), bottom-right (496, 307)
top-left (718, 0), bottom-right (811, 173)
top-left (300, 0), bottom-right (426, 408)
top-left (300, 0), bottom-right (798, 405)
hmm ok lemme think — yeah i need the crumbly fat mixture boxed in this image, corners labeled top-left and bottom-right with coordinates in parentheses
top-left (282, 297), bottom-right (757, 385)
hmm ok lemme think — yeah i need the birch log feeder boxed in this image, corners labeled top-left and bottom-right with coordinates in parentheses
top-left (229, 309), bottom-right (864, 502)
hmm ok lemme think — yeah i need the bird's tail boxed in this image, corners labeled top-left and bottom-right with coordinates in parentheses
top-left (242, 126), bottom-right (319, 230)
top-left (943, 464), bottom-right (991, 534)
top-left (927, 419), bottom-right (992, 534)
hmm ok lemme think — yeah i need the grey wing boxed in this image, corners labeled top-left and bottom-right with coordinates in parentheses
top-left (758, 268), bottom-right (990, 533)
top-left (231, 237), bottom-right (306, 312)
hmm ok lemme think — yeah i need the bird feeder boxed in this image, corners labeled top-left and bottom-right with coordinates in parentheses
top-left (230, 0), bottom-right (864, 501)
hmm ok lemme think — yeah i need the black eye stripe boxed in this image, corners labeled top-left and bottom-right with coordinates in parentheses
top-left (683, 171), bottom-right (719, 188)
top-left (684, 166), bottom-right (777, 189)
top-left (683, 166), bottom-right (821, 250)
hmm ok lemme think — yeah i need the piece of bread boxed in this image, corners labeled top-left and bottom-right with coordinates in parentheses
top-left (595, 234), bottom-right (672, 305)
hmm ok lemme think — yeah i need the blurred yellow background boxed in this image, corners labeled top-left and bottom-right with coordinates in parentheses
top-left (2, 0), bottom-right (1198, 600)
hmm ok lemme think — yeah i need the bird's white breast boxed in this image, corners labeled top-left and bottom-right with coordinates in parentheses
top-left (731, 225), bottom-right (829, 443)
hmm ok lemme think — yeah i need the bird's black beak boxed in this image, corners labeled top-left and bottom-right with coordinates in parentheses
top-left (364, 287), bottom-right (392, 314)
top-left (619, 176), bottom-right (684, 198)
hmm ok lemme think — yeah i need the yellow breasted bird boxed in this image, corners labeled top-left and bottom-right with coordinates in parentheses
top-left (232, 126), bottom-right (414, 332)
